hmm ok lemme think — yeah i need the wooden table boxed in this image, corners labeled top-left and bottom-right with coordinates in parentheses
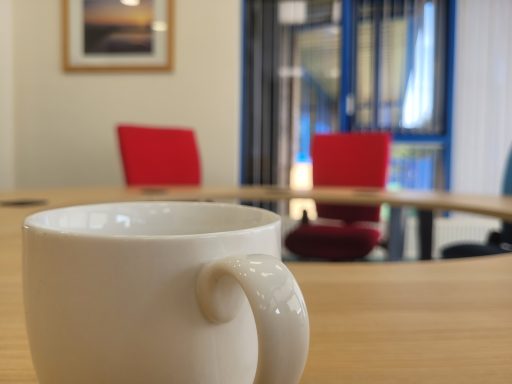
top-left (4, 185), bottom-right (512, 218)
top-left (5, 184), bottom-right (512, 260)
top-left (2, 186), bottom-right (512, 383)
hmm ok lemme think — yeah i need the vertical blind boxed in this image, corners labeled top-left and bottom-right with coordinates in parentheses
top-left (354, 0), bottom-right (446, 134)
top-left (242, 0), bottom-right (282, 188)
top-left (452, 0), bottom-right (512, 195)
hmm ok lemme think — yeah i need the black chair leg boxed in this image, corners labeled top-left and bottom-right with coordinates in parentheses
top-left (418, 210), bottom-right (433, 260)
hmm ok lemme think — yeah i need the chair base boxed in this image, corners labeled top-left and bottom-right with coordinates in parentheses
top-left (442, 243), bottom-right (509, 259)
top-left (285, 224), bottom-right (380, 261)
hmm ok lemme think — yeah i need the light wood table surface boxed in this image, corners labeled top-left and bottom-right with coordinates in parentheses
top-left (5, 184), bottom-right (512, 261)
top-left (3, 185), bottom-right (512, 218)
top-left (2, 186), bottom-right (512, 383)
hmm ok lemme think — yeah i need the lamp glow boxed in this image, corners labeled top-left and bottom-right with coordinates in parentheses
top-left (120, 0), bottom-right (140, 6)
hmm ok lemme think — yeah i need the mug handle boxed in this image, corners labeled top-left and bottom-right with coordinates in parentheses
top-left (196, 254), bottom-right (309, 384)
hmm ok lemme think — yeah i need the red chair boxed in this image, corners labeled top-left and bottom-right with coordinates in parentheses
top-left (285, 132), bottom-right (391, 261)
top-left (117, 124), bottom-right (201, 186)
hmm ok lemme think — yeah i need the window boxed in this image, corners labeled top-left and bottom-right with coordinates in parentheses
top-left (242, 0), bottom-right (454, 216)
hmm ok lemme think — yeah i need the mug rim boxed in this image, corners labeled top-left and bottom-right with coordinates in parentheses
top-left (23, 201), bottom-right (281, 240)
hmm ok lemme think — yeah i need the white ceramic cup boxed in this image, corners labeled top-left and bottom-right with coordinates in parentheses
top-left (23, 202), bottom-right (309, 384)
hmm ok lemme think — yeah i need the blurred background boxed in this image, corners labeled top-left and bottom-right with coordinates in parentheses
top-left (1, 0), bottom-right (512, 259)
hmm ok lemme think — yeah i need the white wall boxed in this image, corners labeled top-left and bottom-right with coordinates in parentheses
top-left (452, 0), bottom-right (512, 195)
top-left (10, 0), bottom-right (511, 192)
top-left (0, 0), bottom-right (15, 190)
top-left (12, 0), bottom-right (241, 188)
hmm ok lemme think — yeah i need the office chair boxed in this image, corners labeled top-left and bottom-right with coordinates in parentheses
top-left (442, 149), bottom-right (512, 258)
top-left (117, 124), bottom-right (201, 186)
top-left (285, 132), bottom-right (391, 261)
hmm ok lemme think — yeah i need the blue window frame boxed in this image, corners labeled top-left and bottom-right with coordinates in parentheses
top-left (340, 0), bottom-right (456, 191)
top-left (241, 0), bottom-right (455, 192)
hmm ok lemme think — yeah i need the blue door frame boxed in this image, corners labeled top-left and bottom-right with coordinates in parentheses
top-left (240, 0), bottom-right (456, 190)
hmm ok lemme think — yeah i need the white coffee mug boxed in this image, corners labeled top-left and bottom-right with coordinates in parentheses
top-left (23, 202), bottom-right (309, 384)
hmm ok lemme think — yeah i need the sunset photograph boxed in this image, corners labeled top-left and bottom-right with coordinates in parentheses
top-left (83, 0), bottom-right (154, 54)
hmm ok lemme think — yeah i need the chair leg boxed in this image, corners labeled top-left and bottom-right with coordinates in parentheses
top-left (418, 210), bottom-right (434, 260)
top-left (388, 207), bottom-right (406, 261)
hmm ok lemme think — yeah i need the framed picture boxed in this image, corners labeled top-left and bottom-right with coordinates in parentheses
top-left (62, 0), bottom-right (173, 72)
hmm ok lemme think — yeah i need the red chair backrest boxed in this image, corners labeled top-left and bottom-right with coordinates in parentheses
top-left (312, 133), bottom-right (391, 224)
top-left (117, 125), bottom-right (201, 186)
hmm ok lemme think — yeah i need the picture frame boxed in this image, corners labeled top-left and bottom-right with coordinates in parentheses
top-left (62, 0), bottom-right (174, 72)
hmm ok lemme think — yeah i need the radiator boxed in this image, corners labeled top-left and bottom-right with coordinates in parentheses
top-left (404, 216), bottom-right (501, 260)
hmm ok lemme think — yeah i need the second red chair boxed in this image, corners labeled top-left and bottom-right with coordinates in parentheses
top-left (285, 132), bottom-right (391, 261)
